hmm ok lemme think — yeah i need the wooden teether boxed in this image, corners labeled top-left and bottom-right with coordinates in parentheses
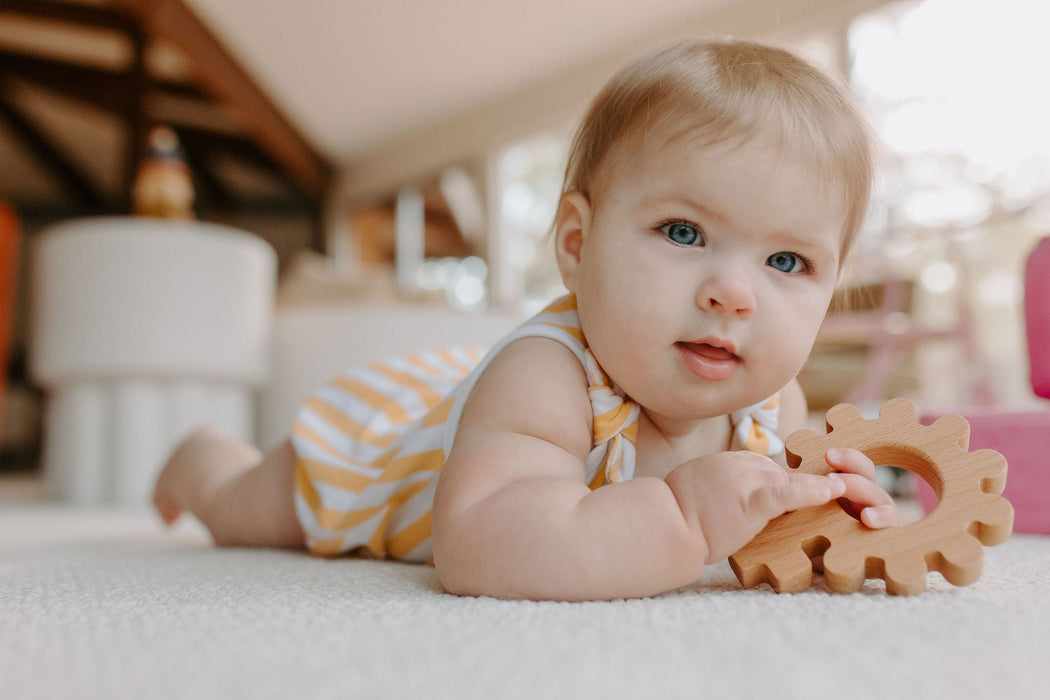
top-left (729, 398), bottom-right (1014, 595)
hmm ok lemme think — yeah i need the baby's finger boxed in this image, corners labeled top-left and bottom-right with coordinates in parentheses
top-left (833, 472), bottom-right (894, 509)
top-left (860, 503), bottom-right (900, 529)
top-left (832, 473), bottom-right (900, 528)
top-left (749, 474), bottom-right (845, 520)
top-left (825, 448), bottom-right (877, 482)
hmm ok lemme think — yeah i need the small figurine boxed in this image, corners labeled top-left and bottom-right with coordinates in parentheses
top-left (131, 125), bottom-right (195, 219)
top-left (729, 398), bottom-right (1014, 595)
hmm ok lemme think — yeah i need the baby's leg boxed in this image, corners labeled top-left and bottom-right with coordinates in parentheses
top-left (153, 427), bottom-right (304, 548)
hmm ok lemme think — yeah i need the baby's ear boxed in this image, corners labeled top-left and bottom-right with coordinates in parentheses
top-left (553, 191), bottom-right (591, 292)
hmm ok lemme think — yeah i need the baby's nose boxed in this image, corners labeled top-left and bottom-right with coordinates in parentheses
top-left (696, 268), bottom-right (756, 318)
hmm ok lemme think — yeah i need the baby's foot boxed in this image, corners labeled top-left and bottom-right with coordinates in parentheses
top-left (153, 426), bottom-right (215, 525)
top-left (152, 426), bottom-right (259, 526)
top-left (153, 483), bottom-right (183, 527)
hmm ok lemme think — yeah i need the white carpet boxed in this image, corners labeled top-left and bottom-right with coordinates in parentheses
top-left (3, 502), bottom-right (1049, 700)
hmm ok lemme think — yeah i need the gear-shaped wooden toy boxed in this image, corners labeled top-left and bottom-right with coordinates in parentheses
top-left (729, 398), bottom-right (1014, 595)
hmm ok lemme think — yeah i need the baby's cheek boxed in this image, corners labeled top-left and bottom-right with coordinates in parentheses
top-left (796, 300), bottom-right (832, 343)
top-left (765, 318), bottom-right (821, 377)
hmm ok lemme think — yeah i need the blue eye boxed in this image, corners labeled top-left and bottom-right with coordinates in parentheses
top-left (768, 252), bottom-right (805, 273)
top-left (661, 222), bottom-right (703, 246)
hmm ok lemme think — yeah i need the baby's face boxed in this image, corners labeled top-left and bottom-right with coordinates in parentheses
top-left (564, 134), bottom-right (847, 423)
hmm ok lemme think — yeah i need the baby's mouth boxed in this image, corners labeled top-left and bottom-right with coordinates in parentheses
top-left (678, 342), bottom-right (739, 361)
top-left (675, 341), bottom-right (741, 381)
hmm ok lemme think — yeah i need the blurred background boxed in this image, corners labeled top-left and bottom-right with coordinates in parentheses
top-left (2, 0), bottom-right (1048, 484)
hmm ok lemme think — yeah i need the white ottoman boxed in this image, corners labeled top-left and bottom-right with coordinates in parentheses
top-left (29, 217), bottom-right (276, 505)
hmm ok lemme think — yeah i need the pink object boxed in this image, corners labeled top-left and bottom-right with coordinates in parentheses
top-left (916, 409), bottom-right (1050, 534)
top-left (1026, 238), bottom-right (1050, 399)
top-left (917, 237), bottom-right (1050, 535)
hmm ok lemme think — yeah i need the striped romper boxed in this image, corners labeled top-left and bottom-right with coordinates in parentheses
top-left (292, 294), bottom-right (783, 563)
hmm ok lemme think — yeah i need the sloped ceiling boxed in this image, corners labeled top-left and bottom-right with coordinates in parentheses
top-left (182, 0), bottom-right (895, 207)
top-left (184, 0), bottom-right (745, 161)
top-left (0, 0), bottom-right (893, 223)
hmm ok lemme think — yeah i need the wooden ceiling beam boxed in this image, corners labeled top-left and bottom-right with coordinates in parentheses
top-left (0, 48), bottom-right (224, 126)
top-left (0, 82), bottom-right (111, 211)
top-left (0, 51), bottom-right (273, 171)
top-left (1, 0), bottom-right (325, 225)
top-left (0, 48), bottom-right (129, 109)
top-left (172, 125), bottom-right (311, 204)
top-left (0, 0), bottom-right (137, 34)
top-left (168, 124), bottom-right (272, 170)
top-left (118, 16), bottom-right (146, 210)
top-left (115, 0), bottom-right (330, 200)
top-left (171, 125), bottom-right (239, 211)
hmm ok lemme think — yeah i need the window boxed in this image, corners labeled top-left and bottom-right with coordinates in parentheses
top-left (848, 0), bottom-right (1050, 405)
top-left (491, 127), bottom-right (572, 313)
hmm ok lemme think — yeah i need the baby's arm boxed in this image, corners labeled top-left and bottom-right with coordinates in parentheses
top-left (432, 339), bottom-right (846, 601)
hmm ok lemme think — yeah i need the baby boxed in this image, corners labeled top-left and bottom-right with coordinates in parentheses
top-left (154, 38), bottom-right (899, 601)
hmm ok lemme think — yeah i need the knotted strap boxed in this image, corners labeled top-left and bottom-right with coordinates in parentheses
top-left (730, 395), bottom-right (783, 456)
top-left (582, 349), bottom-right (640, 487)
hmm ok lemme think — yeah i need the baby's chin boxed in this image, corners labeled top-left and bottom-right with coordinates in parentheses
top-left (641, 392), bottom-right (760, 423)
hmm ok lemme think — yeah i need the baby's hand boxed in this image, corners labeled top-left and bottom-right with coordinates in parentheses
top-left (823, 448), bottom-right (900, 529)
top-left (665, 451), bottom-right (847, 564)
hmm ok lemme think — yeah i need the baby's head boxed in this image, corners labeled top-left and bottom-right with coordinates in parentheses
top-left (562, 38), bottom-right (872, 264)
top-left (553, 39), bottom-right (875, 418)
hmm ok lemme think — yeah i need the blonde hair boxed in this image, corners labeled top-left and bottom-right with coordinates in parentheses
top-left (562, 38), bottom-right (873, 262)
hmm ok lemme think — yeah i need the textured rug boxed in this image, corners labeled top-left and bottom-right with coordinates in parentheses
top-left (3, 503), bottom-right (1049, 699)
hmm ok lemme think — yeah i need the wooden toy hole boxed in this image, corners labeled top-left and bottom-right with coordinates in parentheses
top-left (802, 536), bottom-right (831, 573)
top-left (840, 446), bottom-right (941, 525)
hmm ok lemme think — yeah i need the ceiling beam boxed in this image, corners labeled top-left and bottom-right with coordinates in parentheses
top-left (171, 124), bottom-right (310, 202)
top-left (2, 0), bottom-right (328, 231)
top-left (0, 82), bottom-right (111, 211)
top-left (169, 124), bottom-right (274, 172)
top-left (0, 49), bottom-right (129, 110)
top-left (0, 0), bottom-right (137, 34)
top-left (115, 0), bottom-right (330, 199)
top-left (173, 131), bottom-right (236, 212)
top-left (119, 17), bottom-right (147, 210)
top-left (0, 50), bottom-right (293, 200)
top-left (0, 49), bottom-right (215, 116)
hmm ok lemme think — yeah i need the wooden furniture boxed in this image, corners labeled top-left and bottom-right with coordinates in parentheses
top-left (730, 399), bottom-right (1014, 595)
